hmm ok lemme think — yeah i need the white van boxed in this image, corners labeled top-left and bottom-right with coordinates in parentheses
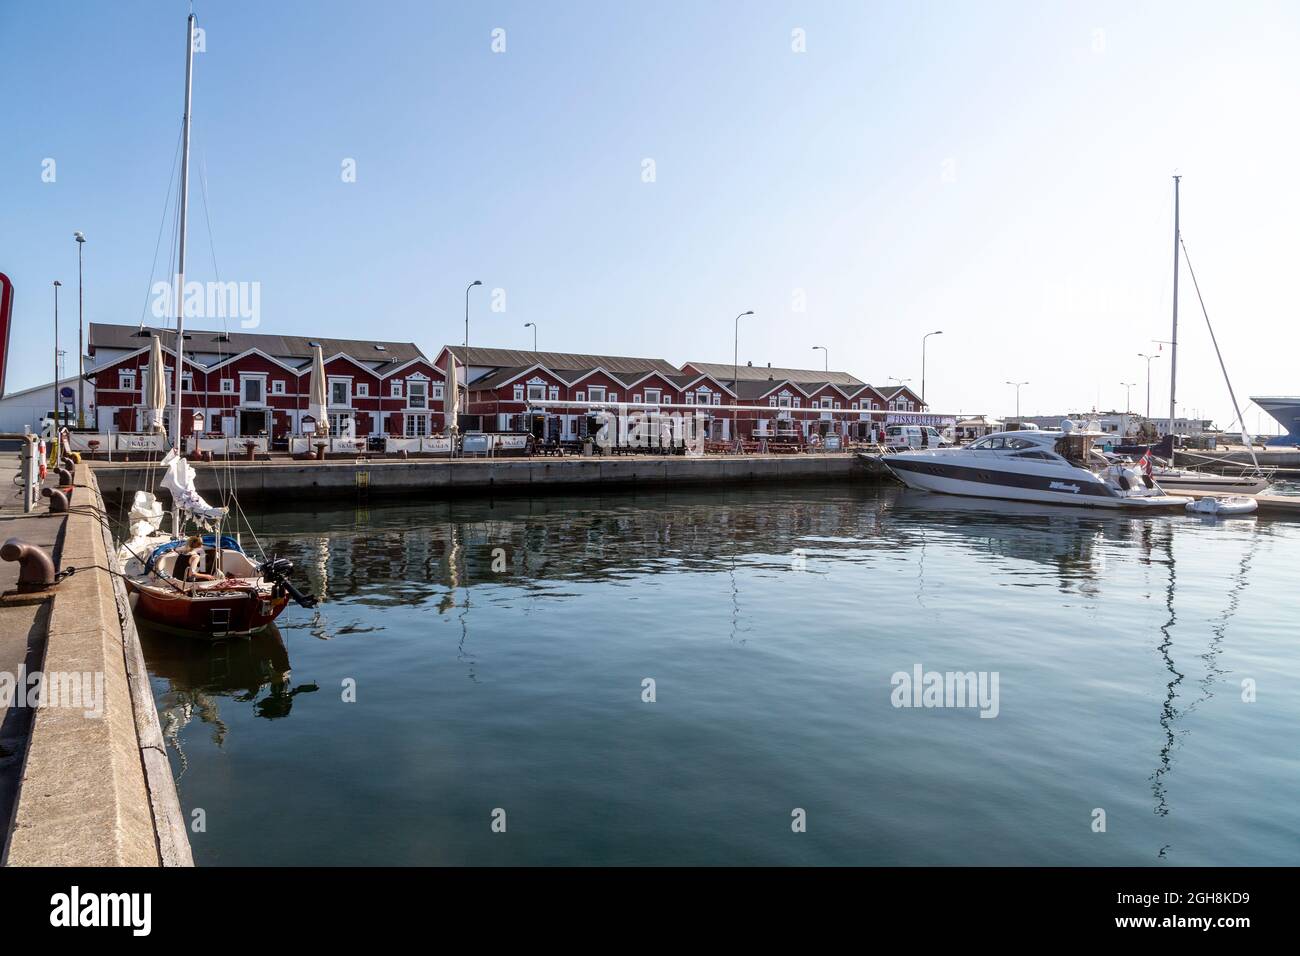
top-left (884, 424), bottom-right (951, 451)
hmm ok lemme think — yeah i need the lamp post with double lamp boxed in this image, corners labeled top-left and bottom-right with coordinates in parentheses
top-left (812, 345), bottom-right (827, 372)
top-left (462, 280), bottom-right (482, 454)
top-left (1006, 380), bottom-right (1028, 426)
top-left (921, 330), bottom-right (943, 405)
top-left (732, 310), bottom-right (753, 443)
top-left (1138, 352), bottom-right (1161, 419)
top-left (74, 231), bottom-right (86, 428)
top-left (52, 280), bottom-right (62, 463)
top-left (524, 322), bottom-right (537, 351)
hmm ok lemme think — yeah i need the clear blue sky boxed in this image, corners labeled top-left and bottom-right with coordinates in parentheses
top-left (3, 0), bottom-right (1299, 429)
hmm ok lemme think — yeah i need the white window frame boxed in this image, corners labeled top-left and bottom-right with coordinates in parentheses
top-left (404, 413), bottom-right (429, 437)
top-left (526, 381), bottom-right (547, 402)
top-left (514, 384), bottom-right (525, 401)
top-left (390, 380), bottom-right (402, 398)
top-left (328, 377), bottom-right (352, 408)
top-left (220, 378), bottom-right (235, 393)
top-left (576, 390), bottom-right (586, 402)
top-left (644, 388), bottom-right (661, 405)
top-left (328, 412), bottom-right (352, 437)
top-left (119, 370), bottom-right (137, 390)
top-left (355, 382), bottom-right (369, 397)
top-left (548, 386), bottom-right (559, 401)
top-left (406, 379), bottom-right (429, 409)
top-left (587, 386), bottom-right (606, 402)
top-left (685, 393), bottom-right (695, 405)
top-left (240, 374), bottom-right (268, 407)
top-left (271, 379), bottom-right (286, 395)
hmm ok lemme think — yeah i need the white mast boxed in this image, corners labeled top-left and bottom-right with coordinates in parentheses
top-left (170, 12), bottom-right (196, 540)
top-left (1167, 174), bottom-right (1180, 438)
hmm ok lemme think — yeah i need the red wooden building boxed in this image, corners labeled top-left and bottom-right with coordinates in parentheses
top-left (440, 346), bottom-right (927, 444)
top-left (86, 324), bottom-right (446, 441)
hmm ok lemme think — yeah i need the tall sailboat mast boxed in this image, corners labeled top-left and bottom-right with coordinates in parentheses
top-left (1167, 174), bottom-right (1181, 437)
top-left (172, 12), bottom-right (195, 453)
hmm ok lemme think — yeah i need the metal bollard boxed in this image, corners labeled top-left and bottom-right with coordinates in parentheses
top-left (42, 487), bottom-right (69, 513)
top-left (1, 538), bottom-right (57, 591)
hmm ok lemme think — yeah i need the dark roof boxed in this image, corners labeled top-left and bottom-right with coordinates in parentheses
top-left (685, 361), bottom-right (864, 387)
top-left (446, 345), bottom-right (679, 377)
top-left (468, 365), bottom-right (533, 391)
top-left (732, 379), bottom-right (792, 400)
top-left (88, 323), bottom-right (427, 365)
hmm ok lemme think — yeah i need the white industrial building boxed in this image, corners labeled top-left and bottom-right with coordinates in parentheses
top-left (0, 376), bottom-right (95, 434)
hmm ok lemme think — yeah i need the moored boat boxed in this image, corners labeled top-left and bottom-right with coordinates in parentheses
top-left (113, 12), bottom-right (317, 638)
top-left (881, 423), bottom-right (1188, 510)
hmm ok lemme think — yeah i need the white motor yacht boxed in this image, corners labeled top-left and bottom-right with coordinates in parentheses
top-left (880, 423), bottom-right (1188, 510)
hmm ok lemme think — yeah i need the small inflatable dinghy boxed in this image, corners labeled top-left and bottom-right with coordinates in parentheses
top-left (1185, 495), bottom-right (1258, 516)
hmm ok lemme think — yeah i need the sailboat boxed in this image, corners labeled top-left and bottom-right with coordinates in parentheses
top-left (1137, 176), bottom-right (1274, 496)
top-left (115, 13), bottom-right (316, 637)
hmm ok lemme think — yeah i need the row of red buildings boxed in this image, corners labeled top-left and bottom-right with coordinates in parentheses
top-left (85, 324), bottom-right (932, 443)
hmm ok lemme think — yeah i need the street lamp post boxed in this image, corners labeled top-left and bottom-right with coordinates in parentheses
top-left (812, 345), bottom-right (827, 372)
top-left (52, 280), bottom-right (62, 462)
top-left (74, 231), bottom-right (86, 428)
top-left (463, 280), bottom-right (482, 443)
top-left (1138, 352), bottom-right (1161, 419)
top-left (1005, 380), bottom-right (1028, 424)
top-left (921, 330), bottom-right (943, 406)
top-left (524, 322), bottom-right (537, 351)
top-left (732, 311), bottom-right (754, 443)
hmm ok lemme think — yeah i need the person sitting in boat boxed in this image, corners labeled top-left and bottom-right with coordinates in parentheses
top-left (177, 535), bottom-right (217, 584)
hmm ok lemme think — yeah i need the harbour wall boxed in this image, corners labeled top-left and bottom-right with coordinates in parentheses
top-left (91, 453), bottom-right (876, 505)
top-left (1, 463), bottom-right (192, 867)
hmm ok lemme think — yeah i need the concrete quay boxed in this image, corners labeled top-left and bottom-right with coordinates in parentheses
top-left (0, 462), bottom-right (191, 867)
top-left (91, 451), bottom-right (874, 505)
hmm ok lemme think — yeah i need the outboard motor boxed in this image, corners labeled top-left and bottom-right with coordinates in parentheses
top-left (258, 556), bottom-right (319, 609)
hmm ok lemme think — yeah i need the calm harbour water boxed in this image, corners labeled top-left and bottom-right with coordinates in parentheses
top-left (140, 481), bottom-right (1300, 865)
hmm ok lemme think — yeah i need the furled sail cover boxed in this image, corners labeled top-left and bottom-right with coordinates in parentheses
top-left (159, 449), bottom-right (227, 519)
top-left (128, 489), bottom-right (165, 540)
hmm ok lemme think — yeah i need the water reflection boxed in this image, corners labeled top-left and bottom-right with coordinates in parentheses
top-left (131, 484), bottom-right (1296, 864)
top-left (140, 623), bottom-right (318, 776)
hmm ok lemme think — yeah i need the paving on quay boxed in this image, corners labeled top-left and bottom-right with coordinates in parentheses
top-left (0, 461), bottom-right (191, 867)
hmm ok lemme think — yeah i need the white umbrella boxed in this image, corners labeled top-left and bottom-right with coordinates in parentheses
top-left (144, 334), bottom-right (167, 433)
top-left (306, 344), bottom-right (328, 437)
top-left (444, 350), bottom-right (459, 437)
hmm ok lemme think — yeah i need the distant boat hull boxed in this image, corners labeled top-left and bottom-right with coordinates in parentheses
top-left (1253, 396), bottom-right (1300, 446)
top-left (1151, 472), bottom-right (1270, 495)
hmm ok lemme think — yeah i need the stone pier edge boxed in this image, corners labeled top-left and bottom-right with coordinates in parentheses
top-left (3, 464), bottom-right (192, 867)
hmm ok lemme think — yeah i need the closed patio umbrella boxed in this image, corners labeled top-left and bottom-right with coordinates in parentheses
top-left (144, 334), bottom-right (168, 434)
top-left (444, 350), bottom-right (459, 441)
top-left (306, 344), bottom-right (328, 437)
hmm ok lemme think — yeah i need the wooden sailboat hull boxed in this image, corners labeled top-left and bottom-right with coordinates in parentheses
top-left (127, 579), bottom-right (289, 638)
